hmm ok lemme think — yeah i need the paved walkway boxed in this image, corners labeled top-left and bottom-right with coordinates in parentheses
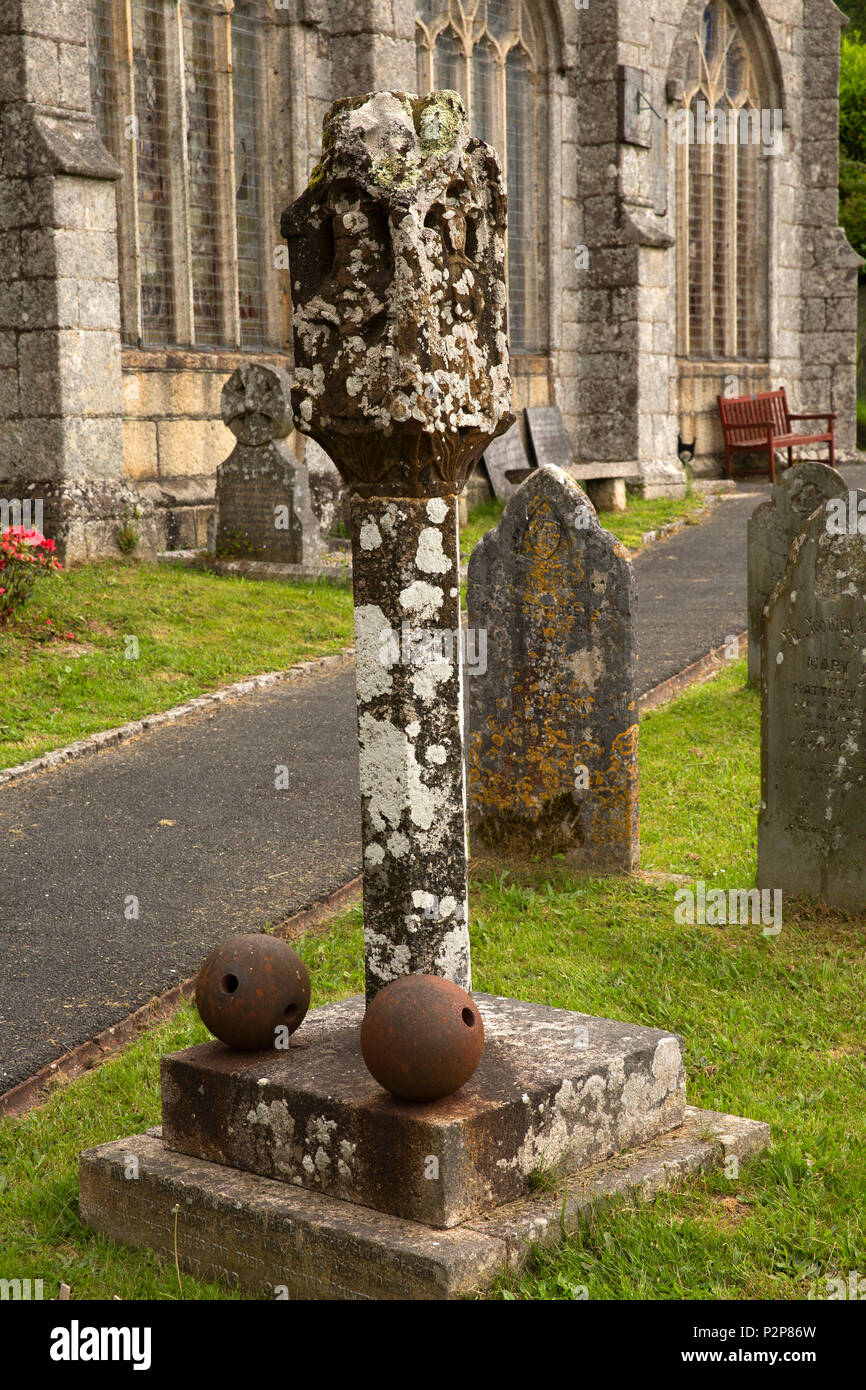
top-left (2, 468), bottom-right (864, 1093)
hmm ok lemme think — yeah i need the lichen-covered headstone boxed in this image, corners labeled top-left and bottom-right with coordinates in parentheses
top-left (758, 497), bottom-right (866, 911)
top-left (283, 90), bottom-right (512, 1002)
top-left (467, 465), bottom-right (638, 871)
top-left (211, 363), bottom-right (321, 564)
top-left (747, 463), bottom-right (847, 684)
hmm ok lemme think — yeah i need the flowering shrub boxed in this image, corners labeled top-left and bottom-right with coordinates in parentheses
top-left (0, 527), bottom-right (62, 624)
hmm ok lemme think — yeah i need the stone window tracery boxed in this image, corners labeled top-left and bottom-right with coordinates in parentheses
top-left (676, 0), bottom-right (771, 362)
top-left (87, 0), bottom-right (280, 351)
top-left (415, 0), bottom-right (545, 353)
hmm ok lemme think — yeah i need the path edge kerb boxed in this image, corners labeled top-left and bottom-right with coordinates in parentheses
top-left (638, 631), bottom-right (748, 714)
top-left (0, 874), bottom-right (363, 1120)
top-left (0, 647), bottom-right (356, 790)
top-left (1, 626), bottom-right (748, 793)
top-left (0, 499), bottom-right (737, 792)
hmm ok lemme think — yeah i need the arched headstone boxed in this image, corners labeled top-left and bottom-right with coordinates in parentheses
top-left (758, 494), bottom-right (866, 910)
top-left (468, 464), bottom-right (638, 871)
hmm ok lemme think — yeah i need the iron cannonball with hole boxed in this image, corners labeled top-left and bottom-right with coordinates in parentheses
top-left (360, 974), bottom-right (485, 1101)
top-left (195, 935), bottom-right (311, 1050)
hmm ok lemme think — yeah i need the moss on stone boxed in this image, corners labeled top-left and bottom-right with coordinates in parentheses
top-left (417, 91), bottom-right (465, 158)
top-left (371, 152), bottom-right (421, 191)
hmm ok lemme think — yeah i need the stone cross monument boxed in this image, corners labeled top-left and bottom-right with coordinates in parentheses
top-left (282, 90), bottom-right (513, 1002)
top-left (78, 97), bottom-right (771, 1306)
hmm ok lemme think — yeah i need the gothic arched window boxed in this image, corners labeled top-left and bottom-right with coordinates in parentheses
top-left (87, 0), bottom-right (281, 351)
top-left (416, 1), bottom-right (545, 353)
top-left (675, 0), bottom-right (771, 361)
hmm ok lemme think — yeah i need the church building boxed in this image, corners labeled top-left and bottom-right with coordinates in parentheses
top-left (0, 0), bottom-right (860, 557)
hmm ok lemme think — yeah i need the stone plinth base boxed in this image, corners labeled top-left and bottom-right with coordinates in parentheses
top-left (160, 996), bottom-right (686, 1229)
top-left (78, 1107), bottom-right (769, 1300)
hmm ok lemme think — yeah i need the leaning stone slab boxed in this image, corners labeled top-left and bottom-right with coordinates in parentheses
top-left (758, 497), bottom-right (866, 910)
top-left (525, 406), bottom-right (574, 473)
top-left (468, 465), bottom-right (638, 870)
top-left (747, 462), bottom-right (847, 684)
top-left (161, 994), bottom-right (684, 1230)
top-left (483, 421), bottom-right (533, 500)
top-left (78, 1107), bottom-right (770, 1300)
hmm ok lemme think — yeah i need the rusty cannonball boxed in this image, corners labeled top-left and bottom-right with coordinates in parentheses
top-left (195, 934), bottom-right (310, 1050)
top-left (360, 974), bottom-right (484, 1102)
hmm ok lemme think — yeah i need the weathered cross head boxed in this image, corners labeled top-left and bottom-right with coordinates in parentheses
top-left (281, 90), bottom-right (513, 498)
top-left (221, 363), bottom-right (293, 447)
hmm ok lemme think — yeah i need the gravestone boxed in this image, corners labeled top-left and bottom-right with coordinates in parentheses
top-left (747, 462), bottom-right (847, 684)
top-left (482, 420), bottom-right (533, 500)
top-left (525, 406), bottom-right (574, 473)
top-left (468, 464), bottom-right (639, 871)
top-left (304, 437), bottom-right (349, 543)
top-left (758, 496), bottom-right (866, 911)
top-left (210, 363), bottom-right (321, 564)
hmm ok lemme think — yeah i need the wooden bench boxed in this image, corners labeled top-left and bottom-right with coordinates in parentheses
top-left (716, 388), bottom-right (836, 483)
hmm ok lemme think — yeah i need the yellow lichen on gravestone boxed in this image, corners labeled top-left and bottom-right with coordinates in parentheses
top-left (467, 466), bottom-right (639, 872)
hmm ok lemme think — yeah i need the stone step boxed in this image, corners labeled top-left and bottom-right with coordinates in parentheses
top-left (78, 1106), bottom-right (770, 1301)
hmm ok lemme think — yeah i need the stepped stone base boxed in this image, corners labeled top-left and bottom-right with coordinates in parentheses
top-left (78, 1108), bottom-right (770, 1300)
top-left (160, 996), bottom-right (687, 1228)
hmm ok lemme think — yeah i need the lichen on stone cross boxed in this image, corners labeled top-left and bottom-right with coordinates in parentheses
top-left (281, 89), bottom-right (513, 497)
top-left (283, 91), bottom-right (512, 1002)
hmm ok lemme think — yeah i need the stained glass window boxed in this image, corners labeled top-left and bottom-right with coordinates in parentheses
top-left (87, 0), bottom-right (276, 351)
top-left (132, 1), bottom-right (175, 345)
top-left (185, 5), bottom-right (223, 347)
top-left (416, 1), bottom-right (545, 353)
top-left (677, 0), bottom-right (770, 361)
top-left (232, 11), bottom-right (268, 349)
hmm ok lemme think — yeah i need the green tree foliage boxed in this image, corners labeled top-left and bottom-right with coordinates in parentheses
top-left (840, 32), bottom-right (866, 164)
top-left (838, 1), bottom-right (866, 37)
top-left (839, 30), bottom-right (866, 268)
top-left (840, 158), bottom-right (866, 260)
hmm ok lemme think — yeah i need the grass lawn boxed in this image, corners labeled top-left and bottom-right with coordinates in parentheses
top-left (2, 661), bottom-right (863, 1300)
top-left (0, 561), bottom-right (355, 771)
top-left (459, 489), bottom-right (711, 565)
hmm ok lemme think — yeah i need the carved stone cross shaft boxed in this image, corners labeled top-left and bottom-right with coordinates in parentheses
top-left (283, 90), bottom-right (512, 1001)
